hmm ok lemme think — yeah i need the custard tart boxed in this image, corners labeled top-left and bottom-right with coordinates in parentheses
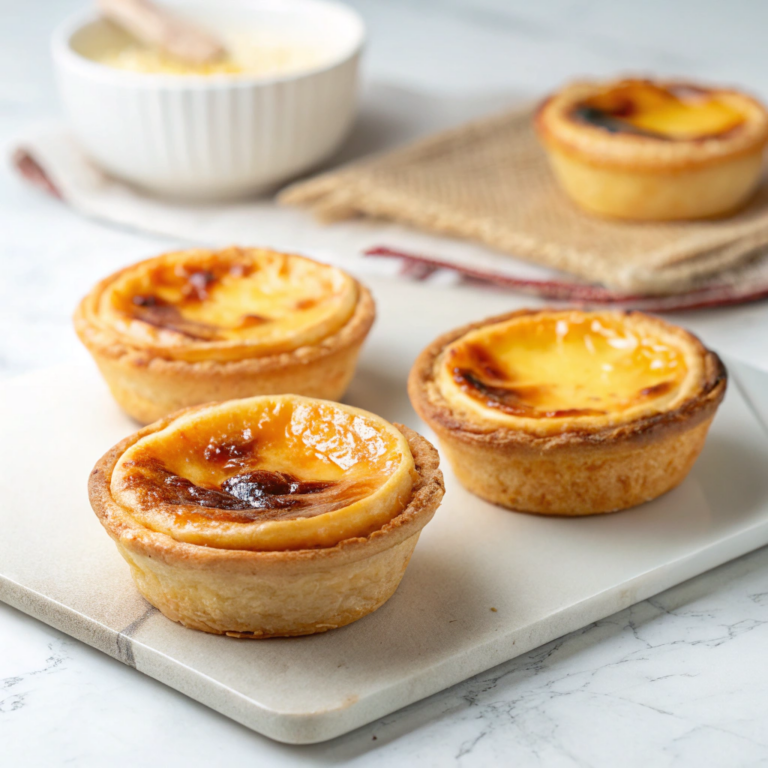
top-left (409, 309), bottom-right (726, 516)
top-left (89, 395), bottom-right (444, 637)
top-left (74, 247), bottom-right (375, 424)
top-left (535, 78), bottom-right (768, 220)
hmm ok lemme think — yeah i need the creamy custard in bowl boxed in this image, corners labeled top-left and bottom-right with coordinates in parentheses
top-left (53, 2), bottom-right (365, 197)
top-left (92, 31), bottom-right (330, 77)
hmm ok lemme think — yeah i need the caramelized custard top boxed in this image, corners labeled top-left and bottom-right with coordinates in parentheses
top-left (110, 396), bottom-right (415, 549)
top-left (100, 248), bottom-right (358, 360)
top-left (570, 80), bottom-right (746, 140)
top-left (117, 454), bottom-right (377, 524)
top-left (441, 312), bottom-right (689, 422)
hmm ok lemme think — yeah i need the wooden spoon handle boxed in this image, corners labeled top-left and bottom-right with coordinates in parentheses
top-left (96, 0), bottom-right (225, 64)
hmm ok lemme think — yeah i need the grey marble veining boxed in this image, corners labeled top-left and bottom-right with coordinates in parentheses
top-left (3, 546), bottom-right (768, 766)
top-left (3, 0), bottom-right (768, 765)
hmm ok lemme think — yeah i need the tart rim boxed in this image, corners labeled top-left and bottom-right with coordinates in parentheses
top-left (89, 412), bottom-right (444, 574)
top-left (74, 257), bottom-right (376, 376)
top-left (535, 78), bottom-right (768, 171)
top-left (408, 308), bottom-right (727, 453)
top-left (110, 394), bottom-right (417, 551)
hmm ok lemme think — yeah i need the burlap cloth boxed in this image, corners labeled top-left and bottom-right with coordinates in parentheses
top-left (280, 107), bottom-right (768, 295)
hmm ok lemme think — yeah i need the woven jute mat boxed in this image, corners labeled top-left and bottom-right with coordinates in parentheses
top-left (280, 107), bottom-right (768, 295)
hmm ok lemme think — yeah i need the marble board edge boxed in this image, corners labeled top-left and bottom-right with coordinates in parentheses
top-left (2, 356), bottom-right (768, 743)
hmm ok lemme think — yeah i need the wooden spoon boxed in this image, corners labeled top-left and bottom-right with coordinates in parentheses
top-left (96, 0), bottom-right (226, 65)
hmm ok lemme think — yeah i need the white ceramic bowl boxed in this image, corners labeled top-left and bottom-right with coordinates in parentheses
top-left (52, 0), bottom-right (364, 199)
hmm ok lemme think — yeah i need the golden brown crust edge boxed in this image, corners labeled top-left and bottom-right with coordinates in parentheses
top-left (408, 308), bottom-right (727, 515)
top-left (74, 282), bottom-right (376, 424)
top-left (88, 418), bottom-right (445, 637)
top-left (435, 417), bottom-right (714, 516)
top-left (408, 308), bottom-right (727, 453)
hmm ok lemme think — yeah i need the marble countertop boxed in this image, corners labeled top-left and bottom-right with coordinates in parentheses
top-left (2, 1), bottom-right (768, 765)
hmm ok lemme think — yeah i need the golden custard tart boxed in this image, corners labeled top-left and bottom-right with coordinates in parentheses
top-left (409, 309), bottom-right (726, 516)
top-left (74, 247), bottom-right (375, 424)
top-left (89, 394), bottom-right (444, 637)
top-left (535, 78), bottom-right (768, 220)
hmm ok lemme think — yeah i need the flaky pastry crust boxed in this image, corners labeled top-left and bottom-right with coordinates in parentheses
top-left (89, 407), bottom-right (444, 638)
top-left (74, 248), bottom-right (376, 423)
top-left (409, 308), bottom-right (726, 516)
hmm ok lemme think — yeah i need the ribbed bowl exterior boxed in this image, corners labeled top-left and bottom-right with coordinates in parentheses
top-left (53, 12), bottom-right (362, 199)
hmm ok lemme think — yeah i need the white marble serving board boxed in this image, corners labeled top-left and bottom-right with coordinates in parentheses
top-left (2, 277), bottom-right (768, 745)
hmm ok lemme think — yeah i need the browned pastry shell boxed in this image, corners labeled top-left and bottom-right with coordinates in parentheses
top-left (90, 414), bottom-right (444, 637)
top-left (409, 308), bottom-right (726, 515)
